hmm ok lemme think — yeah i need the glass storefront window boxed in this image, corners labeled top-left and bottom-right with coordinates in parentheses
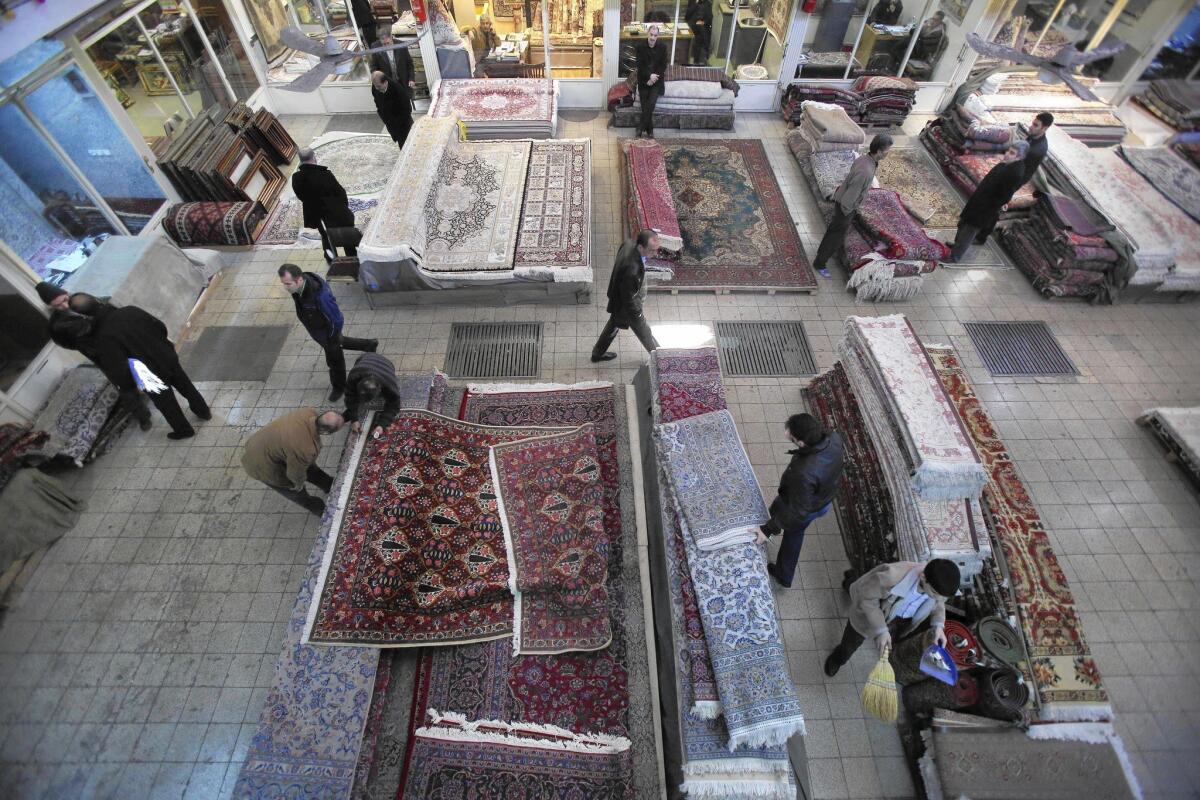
top-left (1140, 4), bottom-right (1200, 81)
top-left (0, 103), bottom-right (119, 285)
top-left (0, 271), bottom-right (51, 393)
top-left (794, 0), bottom-right (865, 78)
top-left (24, 67), bottom-right (166, 235)
top-left (191, 0), bottom-right (262, 99)
top-left (0, 40), bottom-right (66, 88)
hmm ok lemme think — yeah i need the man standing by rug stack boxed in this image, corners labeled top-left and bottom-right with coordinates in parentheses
top-left (291, 147), bottom-right (358, 265)
top-left (760, 413), bottom-right (845, 588)
top-left (635, 24), bottom-right (669, 138)
top-left (812, 133), bottom-right (893, 278)
top-left (1022, 112), bottom-right (1054, 183)
top-left (945, 140), bottom-right (1029, 263)
top-left (591, 230), bottom-right (661, 362)
top-left (242, 408), bottom-right (345, 516)
top-left (278, 264), bottom-right (379, 402)
top-left (684, 0), bottom-right (713, 65)
top-left (824, 558), bottom-right (960, 677)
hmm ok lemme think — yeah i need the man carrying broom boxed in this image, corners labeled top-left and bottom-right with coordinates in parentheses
top-left (823, 559), bottom-right (961, 677)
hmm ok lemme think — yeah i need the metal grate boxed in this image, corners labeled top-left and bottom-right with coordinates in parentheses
top-left (714, 321), bottom-right (817, 377)
top-left (964, 321), bottom-right (1079, 377)
top-left (445, 322), bottom-right (543, 379)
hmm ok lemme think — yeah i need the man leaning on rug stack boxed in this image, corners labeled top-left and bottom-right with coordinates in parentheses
top-left (812, 134), bottom-right (893, 278)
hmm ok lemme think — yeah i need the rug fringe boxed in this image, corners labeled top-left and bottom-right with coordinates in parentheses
top-left (681, 775), bottom-right (795, 799)
top-left (488, 446), bottom-right (524, 655)
top-left (846, 259), bottom-right (926, 302)
top-left (1036, 702), bottom-right (1114, 723)
top-left (1027, 723), bottom-right (1143, 800)
top-left (690, 700), bottom-right (723, 719)
top-left (726, 717), bottom-right (806, 751)
top-left (911, 461), bottom-right (989, 501)
top-left (423, 709), bottom-right (632, 753)
top-left (468, 380), bottom-right (613, 394)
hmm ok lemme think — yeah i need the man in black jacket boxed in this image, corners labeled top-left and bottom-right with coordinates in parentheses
top-left (591, 229), bottom-right (661, 362)
top-left (343, 352), bottom-right (401, 434)
top-left (291, 148), bottom-right (357, 264)
top-left (684, 0), bottom-right (713, 65)
top-left (66, 293), bottom-right (211, 440)
top-left (371, 29), bottom-right (417, 89)
top-left (278, 263), bottom-right (378, 402)
top-left (635, 25), bottom-right (669, 138)
top-left (761, 413), bottom-right (845, 588)
top-left (351, 0), bottom-right (377, 45)
top-left (946, 140), bottom-right (1029, 263)
top-left (371, 69), bottom-right (414, 149)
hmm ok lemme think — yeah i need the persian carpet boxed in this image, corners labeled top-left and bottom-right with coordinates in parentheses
top-left (622, 139), bottom-right (684, 252)
top-left (653, 409), bottom-right (769, 551)
top-left (853, 189), bottom-right (951, 262)
top-left (234, 374), bottom-right (439, 800)
top-left (1119, 145), bottom-right (1200, 224)
top-left (841, 315), bottom-right (986, 501)
top-left (310, 132), bottom-right (400, 195)
top-left (649, 347), bottom-right (728, 425)
top-left (806, 149), bottom-right (863, 202)
top-left (411, 383), bottom-right (656, 795)
top-left (874, 147), bottom-right (964, 229)
top-left (490, 425), bottom-right (612, 655)
top-left (922, 725), bottom-right (1138, 799)
top-left (928, 347), bottom-right (1110, 721)
top-left (429, 78), bottom-right (556, 123)
top-left (656, 140), bottom-right (817, 290)
top-left (257, 196), bottom-right (379, 247)
top-left (162, 201), bottom-right (265, 246)
top-left (401, 712), bottom-right (633, 799)
top-left (513, 140), bottom-right (591, 268)
top-left (305, 410), bottom-right (564, 647)
top-left (28, 365), bottom-right (124, 467)
top-left (421, 140), bottom-right (532, 272)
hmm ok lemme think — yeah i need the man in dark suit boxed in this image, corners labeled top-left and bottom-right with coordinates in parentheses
top-left (371, 69), bottom-right (414, 149)
top-left (291, 147), bottom-right (357, 264)
top-left (684, 0), bottom-right (713, 65)
top-left (635, 24), bottom-right (669, 138)
top-left (946, 140), bottom-right (1029, 263)
top-left (591, 229), bottom-right (661, 362)
top-left (351, 0), bottom-right (377, 45)
top-left (370, 29), bottom-right (417, 90)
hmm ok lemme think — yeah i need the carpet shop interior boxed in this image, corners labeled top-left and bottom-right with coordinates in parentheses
top-left (1, 0), bottom-right (1199, 797)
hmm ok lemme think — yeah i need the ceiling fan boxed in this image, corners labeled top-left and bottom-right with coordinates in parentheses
top-left (965, 32), bottom-right (1124, 102)
top-left (278, 26), bottom-right (410, 92)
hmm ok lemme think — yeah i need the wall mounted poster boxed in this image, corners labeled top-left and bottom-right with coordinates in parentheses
top-left (245, 0), bottom-right (290, 63)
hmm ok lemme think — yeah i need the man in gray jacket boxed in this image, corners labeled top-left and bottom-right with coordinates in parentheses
top-left (823, 558), bottom-right (960, 676)
top-left (811, 133), bottom-right (893, 277)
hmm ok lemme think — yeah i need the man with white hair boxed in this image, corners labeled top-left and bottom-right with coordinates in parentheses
top-left (634, 24), bottom-right (669, 138)
top-left (945, 139), bottom-right (1030, 263)
top-left (290, 147), bottom-right (357, 263)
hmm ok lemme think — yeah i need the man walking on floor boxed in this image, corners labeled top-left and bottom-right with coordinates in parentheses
top-left (1022, 112), bottom-right (1053, 183)
top-left (945, 140), bottom-right (1028, 263)
top-left (760, 413), bottom-right (845, 588)
top-left (278, 263), bottom-right (378, 402)
top-left (65, 293), bottom-right (211, 440)
top-left (824, 558), bottom-right (961, 677)
top-left (635, 24), bottom-right (668, 138)
top-left (291, 147), bottom-right (357, 264)
top-left (591, 229), bottom-right (661, 362)
top-left (242, 408), bottom-right (346, 516)
top-left (811, 133), bottom-right (893, 278)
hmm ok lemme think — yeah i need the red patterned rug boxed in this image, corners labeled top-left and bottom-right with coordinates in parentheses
top-left (650, 347), bottom-right (728, 424)
top-left (928, 347), bottom-right (1110, 721)
top-left (647, 140), bottom-right (817, 291)
top-left (305, 410), bottom-right (561, 647)
top-left (621, 139), bottom-right (683, 252)
top-left (492, 425), bottom-right (611, 655)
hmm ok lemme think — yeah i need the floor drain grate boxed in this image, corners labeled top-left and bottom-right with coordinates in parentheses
top-left (964, 321), bottom-right (1079, 377)
top-left (445, 322), bottom-right (543, 379)
top-left (714, 321), bottom-right (817, 377)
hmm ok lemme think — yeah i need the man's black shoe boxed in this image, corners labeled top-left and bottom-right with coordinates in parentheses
top-left (590, 352), bottom-right (618, 363)
top-left (766, 562), bottom-right (791, 589)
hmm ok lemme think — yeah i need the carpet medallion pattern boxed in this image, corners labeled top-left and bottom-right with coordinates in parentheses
top-left (430, 78), bottom-right (555, 123)
top-left (650, 347), bottom-right (727, 425)
top-left (311, 134), bottom-right (399, 195)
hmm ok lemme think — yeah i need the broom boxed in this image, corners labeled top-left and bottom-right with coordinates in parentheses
top-left (861, 645), bottom-right (899, 722)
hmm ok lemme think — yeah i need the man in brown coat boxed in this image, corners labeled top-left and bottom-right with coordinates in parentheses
top-left (823, 558), bottom-right (960, 677)
top-left (242, 408), bottom-right (345, 515)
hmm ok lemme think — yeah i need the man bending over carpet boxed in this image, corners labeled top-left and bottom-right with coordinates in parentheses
top-left (242, 408), bottom-right (346, 516)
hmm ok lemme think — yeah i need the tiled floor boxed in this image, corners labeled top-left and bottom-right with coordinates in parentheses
top-left (1, 111), bottom-right (1199, 800)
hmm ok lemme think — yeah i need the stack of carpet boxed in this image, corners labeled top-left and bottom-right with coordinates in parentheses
top-left (999, 193), bottom-right (1120, 300)
top-left (788, 100), bottom-right (867, 156)
top-left (615, 66), bottom-right (741, 131)
top-left (1134, 79), bottom-right (1200, 132)
top-left (619, 138), bottom-right (683, 263)
top-left (781, 83), bottom-right (862, 126)
top-left (920, 121), bottom-right (1036, 219)
top-left (429, 78), bottom-right (558, 139)
top-left (23, 365), bottom-right (131, 467)
top-left (853, 75), bottom-right (917, 127)
top-left (977, 72), bottom-right (1127, 145)
top-left (940, 93), bottom-right (1013, 153)
top-left (648, 347), bottom-right (803, 799)
top-left (833, 316), bottom-right (989, 582)
top-left (1139, 406), bottom-right (1200, 488)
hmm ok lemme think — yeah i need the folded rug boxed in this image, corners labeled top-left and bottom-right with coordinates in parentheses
top-left (622, 139), bottom-right (684, 252)
top-left (808, 149), bottom-right (864, 200)
top-left (403, 711), bottom-right (633, 799)
top-left (854, 189), bottom-right (951, 262)
top-left (490, 425), bottom-right (611, 655)
top-left (27, 365), bottom-right (124, 467)
top-left (801, 100), bottom-right (867, 144)
top-left (654, 409), bottom-right (768, 551)
top-left (650, 347), bottom-right (728, 425)
top-left (842, 315), bottom-right (986, 501)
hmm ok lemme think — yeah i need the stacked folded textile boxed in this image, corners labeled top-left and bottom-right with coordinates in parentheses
top-left (1134, 79), bottom-right (1200, 132)
top-left (647, 348), bottom-right (803, 797)
top-left (781, 83), bottom-right (862, 125)
top-left (790, 101), bottom-right (867, 154)
top-left (941, 93), bottom-right (1013, 153)
top-left (429, 78), bottom-right (558, 139)
top-left (615, 66), bottom-right (741, 130)
top-left (976, 75), bottom-right (1127, 145)
top-left (999, 193), bottom-right (1120, 300)
top-left (620, 139), bottom-right (683, 254)
top-left (833, 316), bottom-right (988, 580)
top-left (852, 75), bottom-right (917, 127)
top-left (920, 122), bottom-right (1035, 218)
